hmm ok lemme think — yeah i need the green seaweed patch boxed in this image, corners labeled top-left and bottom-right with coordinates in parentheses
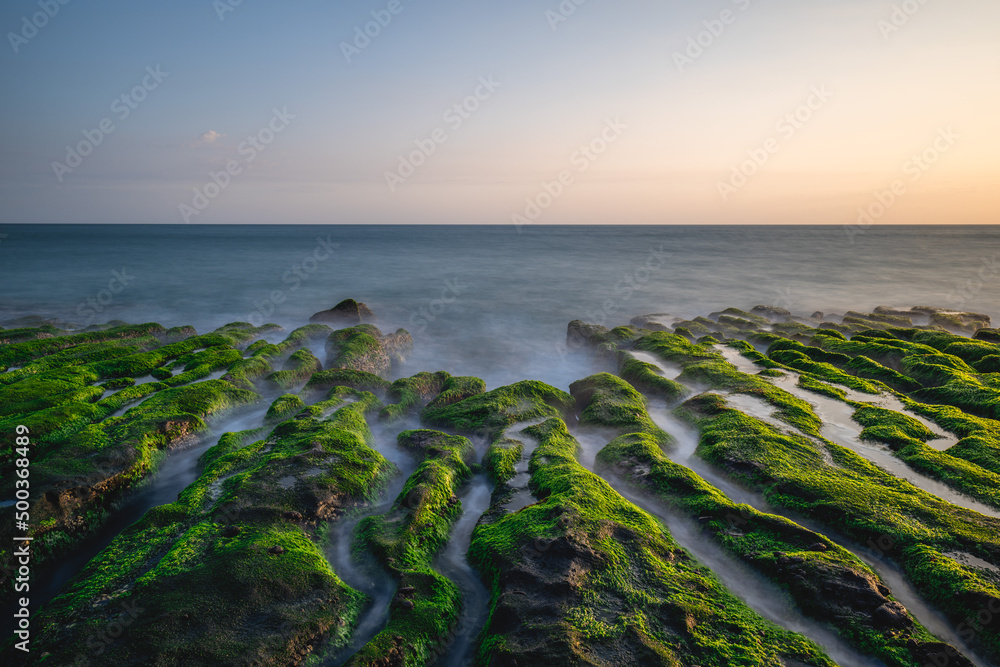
top-left (224, 355), bottom-right (274, 391)
top-left (595, 431), bottom-right (943, 667)
top-left (673, 352), bottom-right (824, 437)
top-left (481, 436), bottom-right (525, 485)
top-left (265, 348), bottom-right (323, 391)
top-left (469, 418), bottom-right (835, 667)
top-left (7, 379), bottom-right (259, 569)
top-left (326, 325), bottom-right (413, 378)
top-left (0, 322), bottom-right (167, 367)
top-left (347, 430), bottom-right (473, 666)
top-left (709, 307), bottom-right (770, 326)
top-left (303, 369), bottom-right (392, 398)
top-left (771, 321), bottom-right (819, 338)
top-left (844, 355), bottom-right (922, 393)
top-left (424, 375), bottom-right (486, 410)
top-left (570, 373), bottom-right (673, 447)
top-left (797, 375), bottom-right (847, 400)
top-left (619, 357), bottom-right (688, 403)
top-left (682, 400), bottom-right (1000, 663)
top-left (768, 348), bottom-right (882, 395)
top-left (378, 371), bottom-right (452, 423)
top-left (18, 399), bottom-right (397, 666)
top-left (421, 380), bottom-right (574, 444)
top-left (266, 393), bottom-right (306, 424)
top-left (632, 331), bottom-right (720, 366)
top-left (854, 405), bottom-right (1000, 510)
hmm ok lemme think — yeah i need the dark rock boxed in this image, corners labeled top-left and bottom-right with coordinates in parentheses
top-left (907, 640), bottom-right (976, 667)
top-left (974, 328), bottom-right (1000, 342)
top-left (873, 601), bottom-right (912, 629)
top-left (750, 305), bottom-right (792, 321)
top-left (396, 598), bottom-right (415, 611)
top-left (566, 320), bottom-right (610, 349)
top-left (397, 586), bottom-right (416, 598)
top-left (268, 546), bottom-right (285, 555)
top-left (283, 511), bottom-right (303, 522)
top-left (873, 306), bottom-right (913, 317)
top-left (629, 314), bottom-right (671, 332)
top-left (221, 525), bottom-right (241, 538)
top-left (310, 299), bottom-right (376, 325)
top-left (811, 311), bottom-right (824, 320)
top-left (808, 542), bottom-right (828, 552)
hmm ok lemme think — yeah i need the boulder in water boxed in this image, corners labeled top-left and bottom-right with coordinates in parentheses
top-left (309, 299), bottom-right (376, 325)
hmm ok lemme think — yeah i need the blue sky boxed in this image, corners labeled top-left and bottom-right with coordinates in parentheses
top-left (1, 0), bottom-right (997, 224)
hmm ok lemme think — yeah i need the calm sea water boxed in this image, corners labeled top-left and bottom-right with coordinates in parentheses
top-left (2, 224), bottom-right (998, 390)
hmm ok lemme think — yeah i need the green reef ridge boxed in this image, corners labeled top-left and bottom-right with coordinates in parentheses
top-left (3, 302), bottom-right (999, 666)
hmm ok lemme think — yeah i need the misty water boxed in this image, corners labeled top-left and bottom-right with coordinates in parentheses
top-left (4, 224), bottom-right (1000, 392)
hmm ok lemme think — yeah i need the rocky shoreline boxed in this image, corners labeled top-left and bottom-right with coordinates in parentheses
top-left (2, 300), bottom-right (999, 666)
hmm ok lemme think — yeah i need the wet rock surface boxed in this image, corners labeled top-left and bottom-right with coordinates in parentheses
top-left (5, 301), bottom-right (1000, 667)
top-left (310, 299), bottom-right (378, 325)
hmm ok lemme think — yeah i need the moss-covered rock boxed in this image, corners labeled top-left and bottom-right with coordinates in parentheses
top-left (347, 430), bottom-right (475, 666)
top-left (569, 373), bottom-right (672, 446)
top-left (619, 357), bottom-right (688, 402)
top-left (470, 418), bottom-right (836, 667)
top-left (682, 398), bottom-right (1000, 663)
top-left (378, 371), bottom-right (452, 423)
top-left (302, 369), bottom-right (392, 397)
top-left (326, 325), bottom-right (413, 378)
top-left (0, 379), bottom-right (260, 576)
top-left (266, 393), bottom-right (306, 424)
top-left (421, 380), bottom-right (574, 444)
top-left (14, 399), bottom-right (395, 667)
top-left (265, 348), bottom-right (323, 392)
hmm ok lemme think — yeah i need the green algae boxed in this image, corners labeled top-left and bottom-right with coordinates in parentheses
top-left (481, 436), bottom-right (526, 485)
top-left (378, 371), bottom-right (451, 424)
top-left (0, 323), bottom-right (167, 368)
top-left (4, 379), bottom-right (260, 572)
top-left (843, 355), bottom-right (923, 393)
top-left (576, 369), bottom-right (963, 667)
top-left (266, 393), bottom-right (306, 424)
top-left (618, 357), bottom-right (688, 402)
top-left (569, 373), bottom-right (672, 447)
top-left (709, 307), bottom-right (770, 327)
top-left (265, 348), bottom-right (323, 392)
top-left (347, 430), bottom-right (475, 666)
top-left (326, 325), bottom-right (413, 378)
top-left (421, 380), bottom-right (574, 444)
top-left (424, 375), bottom-right (486, 410)
top-left (469, 418), bottom-right (836, 667)
top-left (683, 398), bottom-right (1000, 663)
top-left (16, 400), bottom-right (396, 667)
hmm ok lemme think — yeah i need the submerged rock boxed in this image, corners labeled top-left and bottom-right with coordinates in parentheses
top-left (309, 298), bottom-right (376, 325)
top-left (751, 305), bottom-right (792, 321)
top-left (629, 314), bottom-right (671, 332)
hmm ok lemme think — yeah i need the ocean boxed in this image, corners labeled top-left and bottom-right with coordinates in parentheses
top-left (2, 224), bottom-right (998, 390)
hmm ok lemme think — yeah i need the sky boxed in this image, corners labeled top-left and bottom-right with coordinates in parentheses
top-left (0, 0), bottom-right (997, 225)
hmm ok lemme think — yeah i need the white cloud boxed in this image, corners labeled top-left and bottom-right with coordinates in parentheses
top-left (190, 130), bottom-right (225, 147)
